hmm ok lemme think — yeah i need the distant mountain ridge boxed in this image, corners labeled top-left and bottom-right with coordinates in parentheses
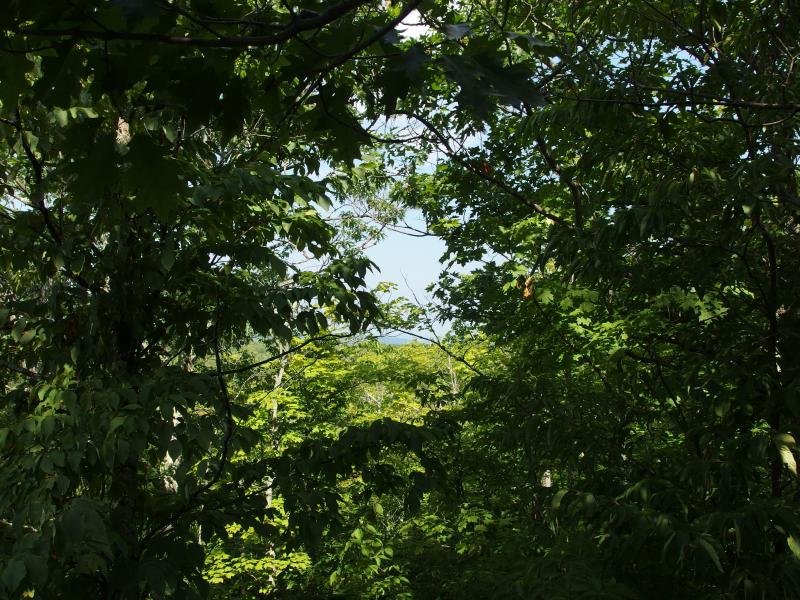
top-left (376, 336), bottom-right (416, 345)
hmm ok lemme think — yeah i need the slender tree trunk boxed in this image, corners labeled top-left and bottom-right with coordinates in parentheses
top-left (108, 223), bottom-right (141, 599)
top-left (111, 462), bottom-right (140, 599)
top-left (265, 345), bottom-right (289, 587)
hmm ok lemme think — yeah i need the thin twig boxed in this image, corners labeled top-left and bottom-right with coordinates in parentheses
top-left (388, 326), bottom-right (486, 377)
top-left (219, 333), bottom-right (351, 375)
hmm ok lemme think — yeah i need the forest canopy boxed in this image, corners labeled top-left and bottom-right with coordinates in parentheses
top-left (1, 0), bottom-right (799, 598)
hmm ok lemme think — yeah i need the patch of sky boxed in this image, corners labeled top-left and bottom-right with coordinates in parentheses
top-left (363, 207), bottom-right (447, 301)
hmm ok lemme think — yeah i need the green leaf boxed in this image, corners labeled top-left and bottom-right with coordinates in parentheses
top-left (0, 54), bottom-right (33, 110)
top-left (68, 107), bottom-right (98, 119)
top-left (161, 248), bottom-right (175, 271)
top-left (108, 415), bottom-right (126, 435)
top-left (697, 538), bottom-right (724, 573)
top-left (443, 23), bottom-right (472, 40)
top-left (67, 135), bottom-right (119, 203)
top-left (399, 43), bottom-right (428, 79)
top-left (507, 32), bottom-right (559, 56)
top-left (789, 535), bottom-right (800, 559)
top-left (18, 330), bottom-right (36, 345)
top-left (552, 489), bottom-right (568, 509)
top-left (316, 194), bottom-right (332, 212)
top-left (2, 558), bottom-right (26, 594)
top-left (713, 398), bottom-right (730, 417)
top-left (53, 108), bottom-right (69, 127)
top-left (124, 137), bottom-right (185, 219)
top-left (775, 433), bottom-right (797, 477)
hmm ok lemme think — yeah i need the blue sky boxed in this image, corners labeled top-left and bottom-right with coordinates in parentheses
top-left (364, 212), bottom-right (447, 302)
top-left (362, 12), bottom-right (445, 300)
top-left (318, 6), bottom-right (447, 325)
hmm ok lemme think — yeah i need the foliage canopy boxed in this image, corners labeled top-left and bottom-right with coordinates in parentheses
top-left (1, 0), bottom-right (799, 598)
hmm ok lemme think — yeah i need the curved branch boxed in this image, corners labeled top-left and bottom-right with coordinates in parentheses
top-left (388, 326), bottom-right (486, 378)
top-left (220, 333), bottom-right (351, 375)
top-left (535, 136), bottom-right (584, 229)
top-left (278, 0), bottom-right (423, 128)
top-left (15, 0), bottom-right (370, 48)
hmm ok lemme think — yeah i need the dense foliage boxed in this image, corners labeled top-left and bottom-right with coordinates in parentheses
top-left (390, 0), bottom-right (800, 597)
top-left (1, 0), bottom-right (799, 598)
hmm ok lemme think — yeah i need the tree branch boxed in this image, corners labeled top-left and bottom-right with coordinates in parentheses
top-left (404, 111), bottom-right (570, 227)
top-left (534, 136), bottom-right (584, 229)
top-left (13, 110), bottom-right (105, 293)
top-left (15, 0), bottom-right (370, 48)
top-left (388, 326), bottom-right (486, 378)
top-left (0, 359), bottom-right (39, 380)
top-left (15, 108), bottom-right (62, 246)
top-left (278, 0), bottom-right (422, 128)
top-left (219, 333), bottom-right (351, 375)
